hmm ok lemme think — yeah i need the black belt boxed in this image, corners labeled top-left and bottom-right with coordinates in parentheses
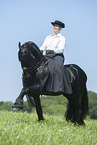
top-left (45, 50), bottom-right (64, 60)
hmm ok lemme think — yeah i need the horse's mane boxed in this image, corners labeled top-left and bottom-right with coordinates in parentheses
top-left (22, 41), bottom-right (39, 51)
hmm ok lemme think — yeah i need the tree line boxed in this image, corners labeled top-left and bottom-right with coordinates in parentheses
top-left (0, 91), bottom-right (97, 119)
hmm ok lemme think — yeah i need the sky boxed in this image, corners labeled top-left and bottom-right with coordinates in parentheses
top-left (0, 0), bottom-right (97, 102)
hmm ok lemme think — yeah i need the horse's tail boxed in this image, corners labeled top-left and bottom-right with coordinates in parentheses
top-left (82, 86), bottom-right (88, 119)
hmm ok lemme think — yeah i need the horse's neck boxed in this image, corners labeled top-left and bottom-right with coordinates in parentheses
top-left (30, 44), bottom-right (43, 62)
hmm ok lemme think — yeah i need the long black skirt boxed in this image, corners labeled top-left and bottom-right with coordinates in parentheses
top-left (45, 54), bottom-right (72, 94)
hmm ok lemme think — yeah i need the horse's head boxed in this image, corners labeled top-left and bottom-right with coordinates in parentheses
top-left (18, 41), bottom-right (43, 70)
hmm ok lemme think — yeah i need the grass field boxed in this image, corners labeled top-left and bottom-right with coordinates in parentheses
top-left (0, 111), bottom-right (97, 145)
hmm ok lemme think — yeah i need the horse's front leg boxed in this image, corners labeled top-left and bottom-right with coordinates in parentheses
top-left (33, 95), bottom-right (44, 121)
top-left (12, 88), bottom-right (29, 111)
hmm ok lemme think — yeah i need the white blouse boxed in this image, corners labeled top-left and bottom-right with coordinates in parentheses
top-left (40, 33), bottom-right (66, 53)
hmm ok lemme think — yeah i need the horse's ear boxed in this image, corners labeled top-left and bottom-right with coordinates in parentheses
top-left (18, 42), bottom-right (21, 49)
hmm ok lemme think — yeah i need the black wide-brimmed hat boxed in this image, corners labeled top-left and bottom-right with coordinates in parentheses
top-left (51, 20), bottom-right (65, 28)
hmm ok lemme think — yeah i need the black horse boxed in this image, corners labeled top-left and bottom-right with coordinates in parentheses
top-left (12, 41), bottom-right (88, 125)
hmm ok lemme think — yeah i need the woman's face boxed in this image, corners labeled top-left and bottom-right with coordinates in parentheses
top-left (53, 24), bottom-right (62, 35)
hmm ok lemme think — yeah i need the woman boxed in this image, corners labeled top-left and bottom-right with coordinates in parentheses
top-left (40, 20), bottom-right (66, 55)
top-left (40, 20), bottom-right (72, 94)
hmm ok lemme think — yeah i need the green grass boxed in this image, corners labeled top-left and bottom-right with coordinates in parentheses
top-left (0, 111), bottom-right (97, 145)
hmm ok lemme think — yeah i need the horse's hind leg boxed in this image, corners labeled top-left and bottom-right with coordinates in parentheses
top-left (33, 95), bottom-right (44, 121)
top-left (65, 95), bottom-right (75, 123)
top-left (75, 86), bottom-right (88, 125)
top-left (65, 91), bottom-right (85, 125)
top-left (74, 90), bottom-right (86, 125)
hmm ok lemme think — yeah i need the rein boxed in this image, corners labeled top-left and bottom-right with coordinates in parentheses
top-left (31, 56), bottom-right (48, 73)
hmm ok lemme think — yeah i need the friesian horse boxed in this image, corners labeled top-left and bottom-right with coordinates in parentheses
top-left (12, 41), bottom-right (88, 125)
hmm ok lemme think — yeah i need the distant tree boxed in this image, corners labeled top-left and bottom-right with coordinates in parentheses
top-left (0, 101), bottom-right (4, 106)
top-left (0, 101), bottom-right (13, 111)
top-left (88, 91), bottom-right (97, 119)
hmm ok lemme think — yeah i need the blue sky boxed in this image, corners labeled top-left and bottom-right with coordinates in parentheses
top-left (0, 0), bottom-right (97, 101)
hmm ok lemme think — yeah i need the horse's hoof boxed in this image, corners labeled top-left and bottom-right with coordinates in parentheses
top-left (74, 121), bottom-right (85, 126)
top-left (12, 108), bottom-right (21, 111)
top-left (39, 119), bottom-right (44, 122)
